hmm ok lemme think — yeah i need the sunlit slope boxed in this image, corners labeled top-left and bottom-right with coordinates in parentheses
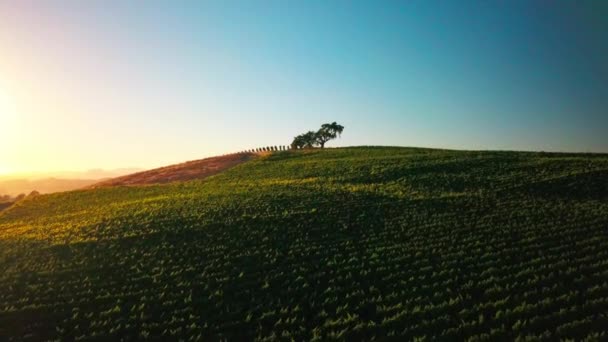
top-left (1, 147), bottom-right (608, 340)
top-left (90, 152), bottom-right (257, 188)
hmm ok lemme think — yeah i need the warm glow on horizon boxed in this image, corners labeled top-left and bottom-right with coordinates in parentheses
top-left (0, 165), bottom-right (12, 175)
top-left (0, 83), bottom-right (18, 150)
top-left (0, 81), bottom-right (22, 175)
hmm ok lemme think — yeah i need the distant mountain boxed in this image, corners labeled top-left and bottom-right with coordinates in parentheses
top-left (3, 168), bottom-right (144, 181)
top-left (0, 168), bottom-right (143, 196)
top-left (0, 178), bottom-right (99, 196)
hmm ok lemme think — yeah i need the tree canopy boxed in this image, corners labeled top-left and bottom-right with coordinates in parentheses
top-left (315, 122), bottom-right (344, 148)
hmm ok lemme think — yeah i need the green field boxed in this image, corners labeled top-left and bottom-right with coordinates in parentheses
top-left (1, 147), bottom-right (608, 341)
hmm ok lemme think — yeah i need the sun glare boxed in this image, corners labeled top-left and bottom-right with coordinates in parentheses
top-left (0, 165), bottom-right (12, 175)
top-left (0, 85), bottom-right (18, 127)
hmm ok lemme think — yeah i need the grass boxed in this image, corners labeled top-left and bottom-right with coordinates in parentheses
top-left (1, 146), bottom-right (607, 340)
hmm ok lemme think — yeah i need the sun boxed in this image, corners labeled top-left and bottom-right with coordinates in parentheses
top-left (0, 165), bottom-right (12, 175)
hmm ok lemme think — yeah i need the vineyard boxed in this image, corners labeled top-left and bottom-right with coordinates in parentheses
top-left (1, 147), bottom-right (607, 341)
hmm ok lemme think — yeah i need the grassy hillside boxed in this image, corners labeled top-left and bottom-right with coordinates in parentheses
top-left (1, 147), bottom-right (607, 340)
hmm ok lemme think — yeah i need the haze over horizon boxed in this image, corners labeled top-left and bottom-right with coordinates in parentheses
top-left (1, 1), bottom-right (607, 175)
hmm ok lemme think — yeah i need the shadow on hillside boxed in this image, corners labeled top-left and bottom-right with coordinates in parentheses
top-left (0, 189), bottom-right (495, 340)
top-left (510, 169), bottom-right (608, 200)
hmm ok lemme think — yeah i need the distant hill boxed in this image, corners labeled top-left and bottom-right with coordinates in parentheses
top-left (1, 147), bottom-right (608, 340)
top-left (0, 168), bottom-right (143, 182)
top-left (0, 178), bottom-right (99, 196)
top-left (90, 152), bottom-right (257, 188)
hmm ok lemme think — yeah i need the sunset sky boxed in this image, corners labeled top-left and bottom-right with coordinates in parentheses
top-left (1, 1), bottom-right (607, 175)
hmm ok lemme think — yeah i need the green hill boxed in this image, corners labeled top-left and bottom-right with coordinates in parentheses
top-left (1, 147), bottom-right (607, 340)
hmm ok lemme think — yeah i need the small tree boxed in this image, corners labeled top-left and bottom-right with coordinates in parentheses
top-left (291, 122), bottom-right (345, 149)
top-left (292, 131), bottom-right (317, 148)
top-left (291, 135), bottom-right (306, 149)
top-left (302, 131), bottom-right (318, 148)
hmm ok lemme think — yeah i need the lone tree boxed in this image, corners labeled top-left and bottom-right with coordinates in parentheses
top-left (291, 122), bottom-right (345, 149)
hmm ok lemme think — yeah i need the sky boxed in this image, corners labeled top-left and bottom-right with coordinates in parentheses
top-left (0, 1), bottom-right (607, 175)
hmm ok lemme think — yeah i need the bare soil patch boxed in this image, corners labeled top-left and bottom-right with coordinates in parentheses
top-left (90, 153), bottom-right (257, 188)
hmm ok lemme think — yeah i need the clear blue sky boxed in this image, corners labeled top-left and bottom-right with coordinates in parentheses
top-left (1, 1), bottom-right (607, 173)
